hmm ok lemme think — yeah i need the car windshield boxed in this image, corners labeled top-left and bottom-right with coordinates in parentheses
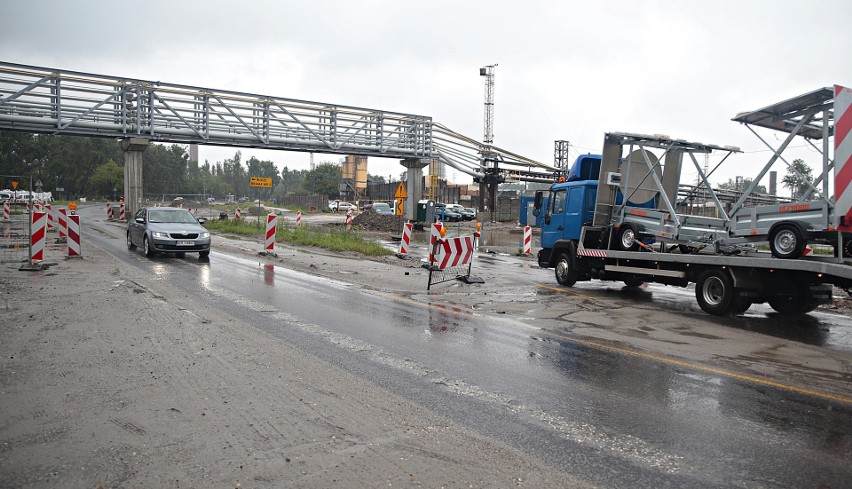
top-left (148, 209), bottom-right (198, 224)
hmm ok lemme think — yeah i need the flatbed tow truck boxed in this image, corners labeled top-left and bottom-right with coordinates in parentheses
top-left (536, 87), bottom-right (852, 316)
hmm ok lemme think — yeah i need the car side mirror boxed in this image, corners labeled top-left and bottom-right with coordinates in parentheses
top-left (197, 217), bottom-right (206, 224)
top-left (135, 217), bottom-right (145, 223)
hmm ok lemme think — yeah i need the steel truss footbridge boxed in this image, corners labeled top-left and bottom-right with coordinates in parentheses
top-left (0, 61), bottom-right (556, 185)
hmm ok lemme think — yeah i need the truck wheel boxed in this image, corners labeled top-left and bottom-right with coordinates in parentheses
top-left (768, 295), bottom-right (817, 315)
top-left (623, 277), bottom-right (644, 287)
top-left (554, 248), bottom-right (577, 287)
top-left (769, 224), bottom-right (805, 259)
top-left (617, 225), bottom-right (639, 252)
top-left (695, 269), bottom-right (735, 315)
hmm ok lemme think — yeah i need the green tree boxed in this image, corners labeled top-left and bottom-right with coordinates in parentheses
top-left (717, 177), bottom-right (767, 194)
top-left (781, 159), bottom-right (814, 198)
top-left (303, 161), bottom-right (342, 199)
top-left (88, 159), bottom-right (124, 197)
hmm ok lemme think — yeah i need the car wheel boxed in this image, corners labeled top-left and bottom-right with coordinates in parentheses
top-left (617, 225), bottom-right (639, 251)
top-left (143, 236), bottom-right (155, 257)
top-left (127, 232), bottom-right (137, 251)
top-left (199, 250), bottom-right (210, 258)
top-left (769, 224), bottom-right (805, 259)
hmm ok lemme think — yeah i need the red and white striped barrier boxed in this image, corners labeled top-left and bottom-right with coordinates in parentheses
top-left (429, 222), bottom-right (443, 263)
top-left (67, 214), bottom-right (81, 258)
top-left (2, 200), bottom-right (9, 221)
top-left (345, 208), bottom-right (353, 232)
top-left (119, 202), bottom-right (126, 222)
top-left (435, 235), bottom-right (475, 270)
top-left (523, 225), bottom-right (532, 254)
top-left (107, 202), bottom-right (113, 221)
top-left (835, 84), bottom-right (852, 231)
top-left (45, 204), bottom-right (54, 231)
top-left (235, 207), bottom-right (241, 220)
top-left (398, 222), bottom-right (413, 255)
top-left (30, 211), bottom-right (47, 262)
top-left (264, 214), bottom-right (277, 252)
top-left (296, 211), bottom-right (302, 227)
top-left (57, 207), bottom-right (68, 239)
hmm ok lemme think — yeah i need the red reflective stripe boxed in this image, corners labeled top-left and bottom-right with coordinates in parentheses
top-left (836, 154), bottom-right (852, 200)
top-left (835, 102), bottom-right (852, 150)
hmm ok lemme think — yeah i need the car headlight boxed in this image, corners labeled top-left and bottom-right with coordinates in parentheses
top-left (200, 232), bottom-right (210, 238)
top-left (151, 231), bottom-right (169, 238)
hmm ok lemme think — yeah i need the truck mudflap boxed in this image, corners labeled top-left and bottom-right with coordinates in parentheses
top-left (537, 248), bottom-right (552, 268)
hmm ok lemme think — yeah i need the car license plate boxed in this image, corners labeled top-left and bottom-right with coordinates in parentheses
top-left (176, 240), bottom-right (194, 246)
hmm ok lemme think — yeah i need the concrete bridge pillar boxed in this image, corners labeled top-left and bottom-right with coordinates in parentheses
top-left (400, 158), bottom-right (431, 221)
top-left (120, 137), bottom-right (149, 218)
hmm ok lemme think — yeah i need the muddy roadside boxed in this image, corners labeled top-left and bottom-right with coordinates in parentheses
top-left (0, 239), bottom-right (584, 487)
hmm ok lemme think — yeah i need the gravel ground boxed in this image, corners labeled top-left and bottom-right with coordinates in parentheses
top-left (0, 235), bottom-right (584, 488)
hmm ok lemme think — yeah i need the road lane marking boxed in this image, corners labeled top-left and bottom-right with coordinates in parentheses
top-left (533, 283), bottom-right (852, 405)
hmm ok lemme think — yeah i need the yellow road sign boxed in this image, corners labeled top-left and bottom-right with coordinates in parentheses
top-left (250, 176), bottom-right (273, 188)
top-left (395, 198), bottom-right (404, 216)
top-left (394, 182), bottom-right (407, 199)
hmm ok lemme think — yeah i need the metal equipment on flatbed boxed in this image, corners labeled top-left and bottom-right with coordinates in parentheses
top-left (535, 86), bottom-right (852, 316)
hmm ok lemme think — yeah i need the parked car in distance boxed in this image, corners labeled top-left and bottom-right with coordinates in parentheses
top-left (329, 201), bottom-right (357, 212)
top-left (433, 204), bottom-right (462, 222)
top-left (459, 207), bottom-right (477, 221)
top-left (127, 207), bottom-right (211, 259)
top-left (371, 202), bottom-right (394, 215)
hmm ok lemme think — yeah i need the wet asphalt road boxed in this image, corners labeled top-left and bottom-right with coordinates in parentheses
top-left (81, 208), bottom-right (852, 488)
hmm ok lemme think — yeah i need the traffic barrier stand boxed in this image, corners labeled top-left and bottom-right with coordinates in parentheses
top-left (345, 208), bottom-right (353, 232)
top-left (67, 214), bottom-right (82, 258)
top-left (396, 222), bottom-right (413, 257)
top-left (427, 222), bottom-right (443, 263)
top-left (522, 225), bottom-right (532, 254)
top-left (118, 202), bottom-right (126, 222)
top-left (55, 207), bottom-right (68, 243)
top-left (258, 213), bottom-right (278, 257)
top-left (424, 226), bottom-right (484, 290)
top-left (19, 211), bottom-right (51, 271)
top-left (45, 204), bottom-right (55, 231)
top-left (235, 207), bottom-right (241, 220)
top-left (2, 200), bottom-right (9, 221)
top-left (296, 211), bottom-right (302, 227)
top-left (107, 202), bottom-right (113, 221)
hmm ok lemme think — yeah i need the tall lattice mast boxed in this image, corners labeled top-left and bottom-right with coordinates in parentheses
top-left (479, 64), bottom-right (497, 145)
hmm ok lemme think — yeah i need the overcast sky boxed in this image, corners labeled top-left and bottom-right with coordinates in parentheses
top-left (2, 0), bottom-right (851, 192)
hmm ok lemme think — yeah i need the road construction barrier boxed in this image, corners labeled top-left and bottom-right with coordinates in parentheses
top-left (235, 207), bottom-right (241, 220)
top-left (57, 207), bottom-right (68, 240)
top-left (346, 208), bottom-right (353, 232)
top-left (426, 229), bottom-right (483, 290)
top-left (428, 222), bottom-right (443, 263)
top-left (45, 204), bottom-right (54, 231)
top-left (67, 214), bottom-right (81, 258)
top-left (107, 202), bottom-right (113, 220)
top-left (30, 211), bottom-right (47, 262)
top-left (119, 202), bottom-right (126, 222)
top-left (398, 222), bottom-right (413, 255)
top-left (264, 214), bottom-right (277, 252)
top-left (2, 200), bottom-right (9, 221)
top-left (523, 226), bottom-right (532, 254)
top-left (296, 211), bottom-right (302, 227)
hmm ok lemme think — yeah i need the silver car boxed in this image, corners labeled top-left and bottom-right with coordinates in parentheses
top-left (127, 207), bottom-right (211, 259)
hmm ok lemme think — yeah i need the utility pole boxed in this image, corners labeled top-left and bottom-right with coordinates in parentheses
top-left (477, 64), bottom-right (502, 221)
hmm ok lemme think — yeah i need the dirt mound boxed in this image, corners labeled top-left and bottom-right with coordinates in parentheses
top-left (351, 210), bottom-right (406, 233)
